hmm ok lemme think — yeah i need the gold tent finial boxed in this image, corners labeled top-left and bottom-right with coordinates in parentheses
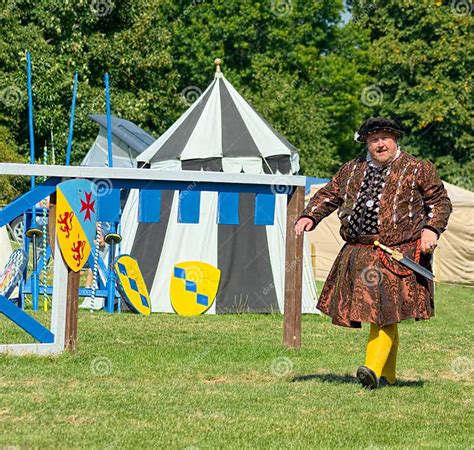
top-left (214, 58), bottom-right (222, 74)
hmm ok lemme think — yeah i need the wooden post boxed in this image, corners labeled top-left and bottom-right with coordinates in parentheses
top-left (64, 268), bottom-right (79, 351)
top-left (50, 190), bottom-right (79, 351)
top-left (48, 192), bottom-right (56, 258)
top-left (283, 186), bottom-right (305, 349)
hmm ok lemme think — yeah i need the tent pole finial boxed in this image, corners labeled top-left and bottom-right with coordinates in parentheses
top-left (214, 58), bottom-right (222, 74)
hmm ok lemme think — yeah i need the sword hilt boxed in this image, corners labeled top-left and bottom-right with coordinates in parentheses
top-left (374, 240), bottom-right (403, 261)
top-left (373, 240), bottom-right (392, 254)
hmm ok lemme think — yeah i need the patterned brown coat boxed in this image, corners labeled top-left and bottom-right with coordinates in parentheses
top-left (300, 150), bottom-right (452, 328)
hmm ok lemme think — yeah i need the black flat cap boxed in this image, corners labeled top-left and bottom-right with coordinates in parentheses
top-left (356, 117), bottom-right (404, 143)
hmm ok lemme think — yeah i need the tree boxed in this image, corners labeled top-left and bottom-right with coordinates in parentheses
top-left (1, 0), bottom-right (469, 195)
top-left (0, 124), bottom-right (26, 204)
top-left (0, 0), bottom-right (179, 167)
top-left (348, 0), bottom-right (473, 189)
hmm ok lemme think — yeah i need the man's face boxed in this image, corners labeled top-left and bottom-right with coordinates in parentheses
top-left (366, 131), bottom-right (398, 165)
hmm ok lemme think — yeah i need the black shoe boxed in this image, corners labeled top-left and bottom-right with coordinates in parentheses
top-left (356, 366), bottom-right (379, 389)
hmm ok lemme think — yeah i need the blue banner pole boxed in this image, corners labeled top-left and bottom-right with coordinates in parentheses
top-left (104, 72), bottom-right (115, 312)
top-left (26, 51), bottom-right (38, 310)
top-left (27, 51), bottom-right (35, 187)
top-left (65, 71), bottom-right (78, 166)
top-left (104, 73), bottom-right (113, 168)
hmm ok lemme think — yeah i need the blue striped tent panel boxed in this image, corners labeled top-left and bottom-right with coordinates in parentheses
top-left (217, 192), bottom-right (239, 225)
top-left (138, 189), bottom-right (161, 223)
top-left (97, 186), bottom-right (121, 222)
top-left (254, 193), bottom-right (276, 225)
top-left (178, 190), bottom-right (201, 224)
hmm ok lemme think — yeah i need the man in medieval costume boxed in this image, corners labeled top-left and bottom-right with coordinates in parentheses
top-left (295, 117), bottom-right (452, 389)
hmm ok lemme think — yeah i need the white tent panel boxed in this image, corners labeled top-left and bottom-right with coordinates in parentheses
top-left (120, 189), bottom-right (140, 254)
top-left (222, 157), bottom-right (263, 174)
top-left (150, 160), bottom-right (182, 171)
top-left (181, 80), bottom-right (222, 161)
top-left (82, 132), bottom-right (137, 168)
top-left (302, 236), bottom-right (319, 314)
top-left (290, 153), bottom-right (300, 174)
top-left (149, 191), bottom-right (219, 313)
top-left (265, 195), bottom-right (318, 314)
top-left (0, 226), bottom-right (13, 271)
top-left (265, 195), bottom-right (287, 312)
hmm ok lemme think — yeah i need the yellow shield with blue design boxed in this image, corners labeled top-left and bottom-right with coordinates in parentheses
top-left (56, 179), bottom-right (97, 272)
top-left (113, 255), bottom-right (151, 315)
top-left (170, 261), bottom-right (220, 316)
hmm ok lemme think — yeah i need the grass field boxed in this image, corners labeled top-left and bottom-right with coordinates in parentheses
top-left (0, 283), bottom-right (473, 449)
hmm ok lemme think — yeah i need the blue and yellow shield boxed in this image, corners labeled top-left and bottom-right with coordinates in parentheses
top-left (170, 261), bottom-right (220, 316)
top-left (113, 255), bottom-right (151, 315)
top-left (56, 179), bottom-right (97, 272)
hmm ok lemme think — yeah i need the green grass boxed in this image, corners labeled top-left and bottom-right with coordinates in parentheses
top-left (0, 283), bottom-right (473, 449)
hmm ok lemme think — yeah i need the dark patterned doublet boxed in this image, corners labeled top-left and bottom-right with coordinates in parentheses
top-left (348, 163), bottom-right (389, 237)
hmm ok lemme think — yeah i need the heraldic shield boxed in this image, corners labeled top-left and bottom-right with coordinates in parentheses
top-left (170, 261), bottom-right (221, 316)
top-left (56, 179), bottom-right (97, 272)
top-left (113, 255), bottom-right (151, 316)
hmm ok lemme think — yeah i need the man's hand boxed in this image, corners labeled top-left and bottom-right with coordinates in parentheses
top-left (294, 217), bottom-right (314, 236)
top-left (421, 228), bottom-right (438, 254)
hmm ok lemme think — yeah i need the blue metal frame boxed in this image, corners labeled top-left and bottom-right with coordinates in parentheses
top-left (0, 178), bottom-right (59, 228)
top-left (0, 295), bottom-right (54, 343)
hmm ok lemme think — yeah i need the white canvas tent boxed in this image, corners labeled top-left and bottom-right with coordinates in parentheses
top-left (82, 115), bottom-right (155, 168)
top-left (306, 180), bottom-right (474, 285)
top-left (0, 226), bottom-right (13, 270)
top-left (119, 66), bottom-right (318, 314)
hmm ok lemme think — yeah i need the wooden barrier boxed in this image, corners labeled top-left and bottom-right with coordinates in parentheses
top-left (0, 163), bottom-right (306, 354)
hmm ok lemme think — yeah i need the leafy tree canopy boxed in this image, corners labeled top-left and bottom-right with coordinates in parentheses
top-left (0, 0), bottom-right (471, 200)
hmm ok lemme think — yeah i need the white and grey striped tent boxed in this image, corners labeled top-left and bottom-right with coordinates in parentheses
top-left (120, 66), bottom-right (318, 314)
